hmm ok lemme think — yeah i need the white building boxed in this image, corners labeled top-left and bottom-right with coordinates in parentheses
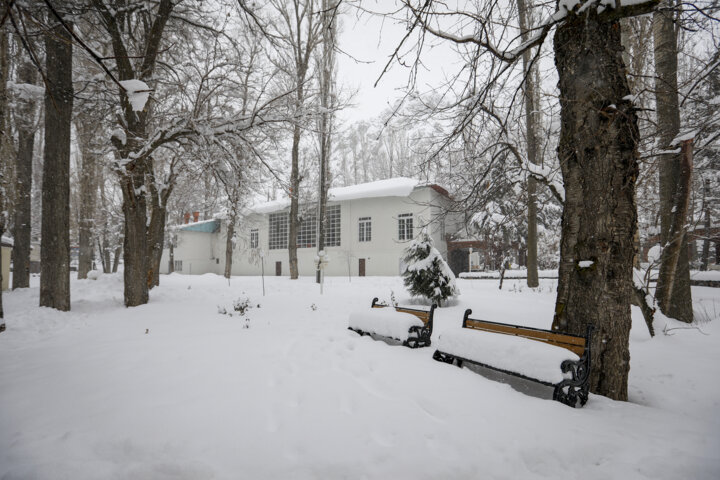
top-left (160, 178), bottom-right (455, 277)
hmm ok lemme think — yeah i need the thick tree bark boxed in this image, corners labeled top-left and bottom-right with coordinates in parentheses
top-left (517, 0), bottom-right (540, 288)
top-left (12, 54), bottom-right (38, 289)
top-left (0, 23), bottom-right (9, 328)
top-left (75, 115), bottom-right (100, 279)
top-left (653, 2), bottom-right (693, 322)
top-left (40, 21), bottom-right (73, 311)
top-left (552, 11), bottom-right (639, 401)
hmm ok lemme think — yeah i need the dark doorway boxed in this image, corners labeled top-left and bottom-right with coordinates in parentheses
top-left (359, 258), bottom-right (366, 277)
top-left (275, 261), bottom-right (282, 276)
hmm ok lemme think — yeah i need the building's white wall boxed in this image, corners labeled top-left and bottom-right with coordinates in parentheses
top-left (171, 230), bottom-right (222, 275)
top-left (224, 186), bottom-right (453, 277)
top-left (165, 186), bottom-right (455, 278)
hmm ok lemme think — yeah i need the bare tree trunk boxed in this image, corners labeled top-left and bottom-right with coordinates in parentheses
top-left (316, 0), bottom-right (337, 283)
top-left (700, 178), bottom-right (711, 271)
top-left (0, 22), bottom-right (9, 329)
top-left (656, 140), bottom-right (693, 317)
top-left (146, 201), bottom-right (166, 289)
top-left (552, 10), bottom-right (639, 401)
top-left (289, 120), bottom-right (301, 279)
top-left (11, 48), bottom-right (37, 289)
top-left (112, 246), bottom-right (121, 273)
top-left (653, 3), bottom-right (693, 323)
top-left (147, 164), bottom-right (173, 289)
top-left (39, 20), bottom-right (73, 311)
top-left (168, 235), bottom-right (175, 273)
top-left (224, 212), bottom-right (235, 279)
top-left (75, 115), bottom-right (99, 279)
top-left (517, 0), bottom-right (539, 288)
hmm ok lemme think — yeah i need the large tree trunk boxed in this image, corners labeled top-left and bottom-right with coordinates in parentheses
top-left (653, 3), bottom-right (693, 323)
top-left (517, 0), bottom-right (540, 288)
top-left (552, 11), bottom-right (639, 401)
top-left (12, 52), bottom-right (38, 289)
top-left (119, 167), bottom-right (149, 304)
top-left (40, 21), bottom-right (73, 311)
top-left (0, 22), bottom-right (9, 329)
top-left (75, 115), bottom-right (99, 280)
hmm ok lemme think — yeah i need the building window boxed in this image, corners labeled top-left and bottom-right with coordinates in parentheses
top-left (174, 260), bottom-right (183, 272)
top-left (269, 212), bottom-right (288, 250)
top-left (250, 229), bottom-right (259, 249)
top-left (358, 217), bottom-right (371, 242)
top-left (398, 213), bottom-right (413, 241)
top-left (325, 205), bottom-right (341, 247)
top-left (297, 212), bottom-right (317, 248)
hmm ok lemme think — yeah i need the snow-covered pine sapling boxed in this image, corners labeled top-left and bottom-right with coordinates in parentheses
top-left (401, 228), bottom-right (459, 307)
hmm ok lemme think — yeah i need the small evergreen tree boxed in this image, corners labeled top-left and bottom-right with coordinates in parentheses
top-left (402, 229), bottom-right (458, 306)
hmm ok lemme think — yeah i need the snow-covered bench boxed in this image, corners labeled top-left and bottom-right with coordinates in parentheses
top-left (348, 297), bottom-right (436, 348)
top-left (433, 309), bottom-right (593, 407)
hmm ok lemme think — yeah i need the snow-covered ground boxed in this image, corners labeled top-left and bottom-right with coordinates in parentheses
top-left (1, 273), bottom-right (719, 479)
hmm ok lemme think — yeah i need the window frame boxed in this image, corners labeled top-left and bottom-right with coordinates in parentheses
top-left (358, 216), bottom-right (372, 242)
top-left (325, 205), bottom-right (341, 247)
top-left (268, 212), bottom-right (289, 250)
top-left (398, 213), bottom-right (413, 241)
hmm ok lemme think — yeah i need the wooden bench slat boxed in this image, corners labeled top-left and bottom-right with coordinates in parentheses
top-left (373, 304), bottom-right (430, 326)
top-left (464, 319), bottom-right (586, 356)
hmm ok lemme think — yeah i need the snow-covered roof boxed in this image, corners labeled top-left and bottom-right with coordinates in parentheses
top-left (1, 235), bottom-right (13, 247)
top-left (251, 178), bottom-right (444, 214)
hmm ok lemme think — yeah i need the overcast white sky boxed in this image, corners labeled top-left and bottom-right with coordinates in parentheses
top-left (335, 2), bottom-right (462, 124)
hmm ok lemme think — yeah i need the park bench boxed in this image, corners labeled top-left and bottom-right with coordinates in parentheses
top-left (348, 297), bottom-right (437, 348)
top-left (433, 309), bottom-right (593, 407)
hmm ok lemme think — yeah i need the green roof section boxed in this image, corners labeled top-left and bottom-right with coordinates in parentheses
top-left (178, 219), bottom-right (220, 233)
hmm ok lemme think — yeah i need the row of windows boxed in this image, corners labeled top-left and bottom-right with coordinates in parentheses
top-left (267, 205), bottom-right (342, 250)
top-left (257, 209), bottom-right (415, 250)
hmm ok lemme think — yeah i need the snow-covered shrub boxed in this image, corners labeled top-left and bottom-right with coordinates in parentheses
top-left (401, 229), bottom-right (459, 306)
top-left (218, 297), bottom-right (255, 317)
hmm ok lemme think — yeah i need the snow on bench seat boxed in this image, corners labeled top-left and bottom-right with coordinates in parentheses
top-left (436, 328), bottom-right (580, 385)
top-left (348, 308), bottom-right (424, 342)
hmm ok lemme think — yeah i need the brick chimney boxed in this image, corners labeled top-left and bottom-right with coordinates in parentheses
top-left (184, 212), bottom-right (191, 224)
top-left (193, 211), bottom-right (200, 223)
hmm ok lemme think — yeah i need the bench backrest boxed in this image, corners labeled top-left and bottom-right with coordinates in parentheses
top-left (462, 309), bottom-right (589, 357)
top-left (371, 297), bottom-right (436, 332)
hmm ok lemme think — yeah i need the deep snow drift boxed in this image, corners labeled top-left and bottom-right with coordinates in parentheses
top-left (1, 273), bottom-right (718, 479)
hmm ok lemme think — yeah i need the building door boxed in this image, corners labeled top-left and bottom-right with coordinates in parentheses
top-left (275, 261), bottom-right (282, 276)
top-left (359, 258), bottom-right (366, 277)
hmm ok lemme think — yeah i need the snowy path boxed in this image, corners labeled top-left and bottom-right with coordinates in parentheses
top-left (1, 274), bottom-right (718, 479)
